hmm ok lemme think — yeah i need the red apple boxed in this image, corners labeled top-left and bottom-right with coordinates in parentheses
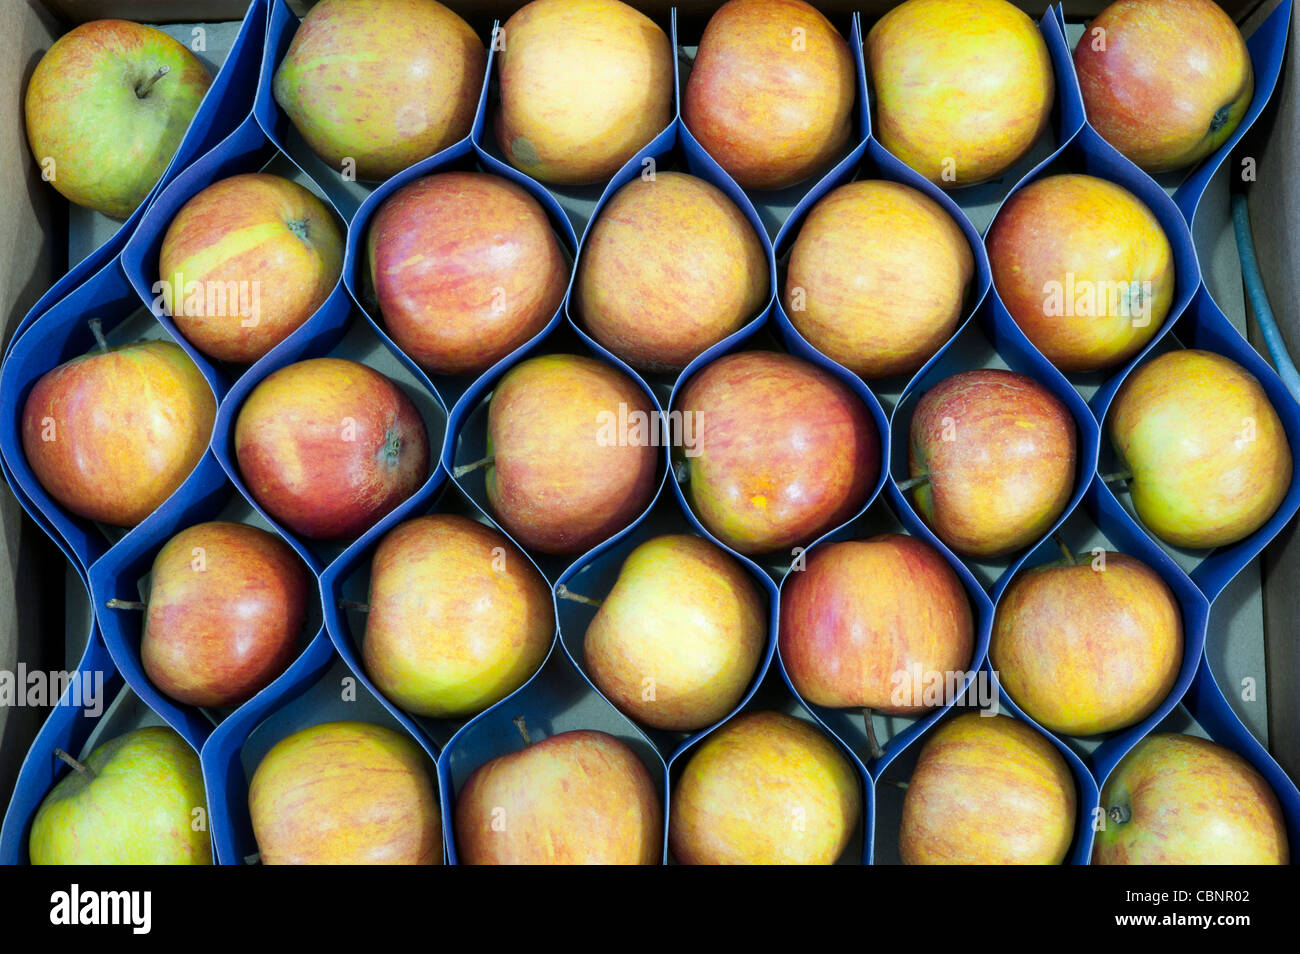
top-left (900, 712), bottom-right (1076, 864)
top-left (496, 0), bottom-right (674, 185)
top-left (140, 521), bottom-right (310, 709)
top-left (1074, 0), bottom-right (1253, 173)
top-left (362, 514), bottom-right (554, 718)
top-left (454, 728), bottom-right (661, 864)
top-left (906, 369), bottom-right (1076, 558)
top-left (273, 0), bottom-right (485, 181)
top-left (575, 172), bottom-right (768, 373)
top-left (783, 180), bottom-right (974, 379)
top-left (676, 351), bottom-right (878, 555)
top-left (367, 172), bottom-right (568, 377)
top-left (22, 337), bottom-right (216, 528)
top-left (158, 173), bottom-right (344, 364)
top-left (470, 354), bottom-right (658, 555)
top-left (780, 533), bottom-right (973, 715)
top-left (866, 0), bottom-right (1055, 187)
top-left (234, 357), bottom-right (430, 540)
top-left (683, 0), bottom-right (856, 190)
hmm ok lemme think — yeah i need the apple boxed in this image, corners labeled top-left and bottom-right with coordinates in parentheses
top-left (780, 533), bottom-right (973, 716)
top-left (249, 721), bottom-right (441, 864)
top-left (582, 534), bottom-right (766, 731)
top-left (988, 174), bottom-right (1174, 373)
top-left (367, 172), bottom-right (568, 377)
top-left (361, 514), bottom-right (554, 718)
top-left (22, 337), bottom-right (216, 528)
top-left (900, 712), bottom-right (1076, 864)
top-left (158, 173), bottom-right (344, 364)
top-left (676, 351), bottom-right (878, 555)
top-left (1094, 734), bottom-right (1288, 864)
top-left (905, 369), bottom-right (1076, 558)
top-left (682, 0), bottom-right (856, 190)
top-left (1074, 0), bottom-right (1253, 173)
top-left (866, 0), bottom-right (1055, 187)
top-left (454, 728), bottom-right (661, 864)
top-left (1108, 349), bottom-right (1292, 548)
top-left (466, 354), bottom-right (658, 555)
top-left (234, 357), bottom-right (430, 540)
top-left (575, 172), bottom-right (768, 373)
top-left (669, 711), bottom-right (861, 864)
top-left (273, 0), bottom-right (485, 181)
top-left (29, 726), bottom-right (211, 864)
top-left (25, 20), bottom-right (211, 219)
top-left (495, 0), bottom-right (674, 185)
top-left (991, 550), bottom-right (1182, 736)
top-left (783, 180), bottom-right (974, 379)
top-left (138, 521), bottom-right (310, 709)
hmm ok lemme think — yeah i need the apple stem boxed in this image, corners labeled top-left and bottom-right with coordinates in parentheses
top-left (1054, 535), bottom-right (1075, 566)
top-left (87, 318), bottom-right (109, 354)
top-left (862, 708), bottom-right (885, 761)
top-left (1100, 469), bottom-right (1132, 485)
top-left (339, 599), bottom-right (370, 613)
top-left (513, 715), bottom-right (531, 746)
top-left (896, 473), bottom-right (930, 493)
top-left (53, 748), bottom-right (94, 781)
top-left (105, 598), bottom-right (146, 611)
top-left (453, 455), bottom-right (494, 479)
top-left (1108, 804), bottom-right (1131, 826)
top-left (135, 65), bottom-right (170, 99)
top-left (881, 779), bottom-right (909, 790)
top-left (555, 584), bottom-right (601, 608)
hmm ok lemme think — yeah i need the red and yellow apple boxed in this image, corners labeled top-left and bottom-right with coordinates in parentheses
top-left (683, 0), bottom-right (856, 190)
top-left (1108, 349), bottom-right (1292, 548)
top-left (988, 174), bottom-right (1174, 373)
top-left (669, 711), bottom-right (861, 864)
top-left (677, 351), bottom-right (878, 555)
top-left (906, 369), bottom-right (1076, 558)
top-left (367, 172), bottom-right (568, 377)
top-left (583, 534), bottom-right (766, 731)
top-left (249, 721), bottom-right (441, 864)
top-left (900, 712), bottom-right (1076, 864)
top-left (866, 0), bottom-right (1055, 187)
top-left (784, 180), bottom-right (973, 378)
top-left (273, 0), bottom-right (485, 181)
top-left (158, 173), bottom-right (344, 364)
top-left (575, 172), bottom-right (768, 373)
top-left (234, 357), bottom-right (430, 540)
top-left (495, 0), bottom-right (674, 185)
top-left (1074, 0), bottom-right (1253, 173)
top-left (141, 521), bottom-right (310, 709)
top-left (22, 338), bottom-right (215, 528)
top-left (454, 729), bottom-right (661, 864)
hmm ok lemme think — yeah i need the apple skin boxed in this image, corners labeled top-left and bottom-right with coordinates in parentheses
top-left (669, 711), bottom-right (861, 864)
top-left (141, 521), bottom-right (310, 709)
top-left (496, 0), bottom-right (674, 186)
top-left (22, 339), bottom-right (216, 528)
top-left (866, 0), bottom-right (1054, 187)
top-left (30, 726), bottom-right (211, 865)
top-left (677, 351), bottom-right (878, 555)
top-left (25, 20), bottom-right (211, 219)
top-left (272, 0), bottom-right (485, 181)
top-left (158, 173), bottom-right (344, 364)
top-left (367, 172), bottom-right (568, 377)
top-left (682, 0), bottom-right (856, 190)
top-left (575, 173), bottom-right (768, 374)
top-left (907, 369), bottom-right (1076, 558)
top-left (584, 534), bottom-right (766, 731)
top-left (783, 180), bottom-right (973, 379)
top-left (362, 514), bottom-right (554, 718)
top-left (988, 174), bottom-right (1174, 373)
top-left (1108, 349), bottom-right (1292, 548)
top-left (991, 552), bottom-right (1181, 736)
top-left (900, 712), bottom-right (1076, 865)
top-left (234, 358), bottom-right (430, 541)
top-left (249, 721), bottom-right (441, 865)
top-left (1095, 734), bottom-right (1289, 864)
top-left (481, 354), bottom-right (658, 555)
top-left (780, 533), bottom-right (973, 715)
top-left (454, 729), bottom-right (661, 864)
top-left (1074, 0), bottom-right (1253, 173)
